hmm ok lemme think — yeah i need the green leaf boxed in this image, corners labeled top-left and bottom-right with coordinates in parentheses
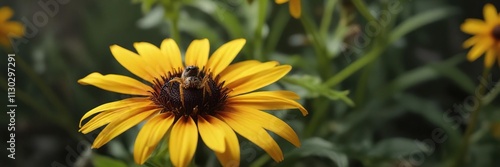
top-left (137, 5), bottom-right (165, 29)
top-left (367, 138), bottom-right (432, 159)
top-left (384, 54), bottom-right (469, 95)
top-left (389, 7), bottom-right (459, 43)
top-left (177, 12), bottom-right (223, 45)
top-left (132, 0), bottom-right (158, 13)
top-left (394, 94), bottom-right (461, 147)
top-left (284, 75), bottom-right (355, 106)
top-left (92, 154), bottom-right (128, 167)
top-left (144, 138), bottom-right (171, 167)
top-left (280, 137), bottom-right (348, 167)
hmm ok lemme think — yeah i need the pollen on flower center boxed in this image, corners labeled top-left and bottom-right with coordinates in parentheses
top-left (492, 25), bottom-right (500, 40)
top-left (150, 67), bottom-right (230, 118)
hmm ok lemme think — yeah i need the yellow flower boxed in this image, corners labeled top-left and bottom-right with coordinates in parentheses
top-left (491, 122), bottom-right (500, 140)
top-left (78, 38), bottom-right (308, 166)
top-left (461, 3), bottom-right (500, 68)
top-left (0, 6), bottom-right (24, 49)
top-left (275, 0), bottom-right (301, 19)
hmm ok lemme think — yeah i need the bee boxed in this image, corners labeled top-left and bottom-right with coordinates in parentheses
top-left (168, 65), bottom-right (212, 107)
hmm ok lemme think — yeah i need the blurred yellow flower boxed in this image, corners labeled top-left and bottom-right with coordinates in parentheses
top-left (491, 122), bottom-right (500, 140)
top-left (0, 6), bottom-right (24, 49)
top-left (461, 3), bottom-right (500, 68)
top-left (275, 0), bottom-right (301, 19)
top-left (78, 38), bottom-right (308, 166)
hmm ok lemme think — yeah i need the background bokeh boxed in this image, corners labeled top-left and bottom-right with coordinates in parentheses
top-left (1, 0), bottom-right (500, 166)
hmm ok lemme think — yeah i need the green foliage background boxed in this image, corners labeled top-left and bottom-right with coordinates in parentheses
top-left (1, 0), bottom-right (500, 166)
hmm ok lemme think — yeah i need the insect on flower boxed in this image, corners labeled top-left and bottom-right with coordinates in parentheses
top-left (164, 65), bottom-right (213, 108)
top-left (78, 38), bottom-right (308, 167)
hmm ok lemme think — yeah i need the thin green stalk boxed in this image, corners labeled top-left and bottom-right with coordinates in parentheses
top-left (0, 77), bottom-right (81, 140)
top-left (351, 0), bottom-right (376, 23)
top-left (324, 42), bottom-right (385, 87)
top-left (304, 98), bottom-right (330, 138)
top-left (17, 56), bottom-right (74, 125)
top-left (254, 0), bottom-right (268, 61)
top-left (354, 63), bottom-right (373, 105)
top-left (171, 17), bottom-right (180, 43)
top-left (163, 2), bottom-right (181, 43)
top-left (482, 78), bottom-right (500, 105)
top-left (451, 68), bottom-right (490, 167)
top-left (249, 154), bottom-right (271, 167)
top-left (300, 11), bottom-right (332, 79)
top-left (319, 0), bottom-right (338, 37)
top-left (264, 7), bottom-right (290, 55)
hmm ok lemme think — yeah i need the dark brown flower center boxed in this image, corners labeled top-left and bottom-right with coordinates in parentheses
top-left (493, 25), bottom-right (500, 40)
top-left (150, 68), bottom-right (229, 118)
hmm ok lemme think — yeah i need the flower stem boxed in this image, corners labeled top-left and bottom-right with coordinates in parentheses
top-left (264, 7), bottom-right (290, 55)
top-left (0, 76), bottom-right (81, 140)
top-left (171, 16), bottom-right (180, 44)
top-left (250, 154), bottom-right (271, 167)
top-left (481, 76), bottom-right (500, 105)
top-left (300, 10), bottom-right (332, 80)
top-left (324, 42), bottom-right (385, 87)
top-left (17, 56), bottom-right (70, 116)
top-left (163, 1), bottom-right (181, 43)
top-left (351, 0), bottom-right (376, 23)
top-left (450, 67), bottom-right (490, 167)
top-left (304, 97), bottom-right (331, 137)
top-left (254, 0), bottom-right (268, 61)
top-left (319, 0), bottom-right (339, 37)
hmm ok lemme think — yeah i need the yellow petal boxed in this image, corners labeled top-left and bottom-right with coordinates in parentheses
top-left (0, 6), bottom-right (13, 22)
top-left (219, 60), bottom-right (260, 75)
top-left (275, 0), bottom-right (289, 4)
top-left (467, 37), bottom-right (493, 61)
top-left (198, 116), bottom-right (226, 153)
top-left (491, 122), bottom-right (500, 140)
top-left (92, 108), bottom-right (158, 148)
top-left (110, 45), bottom-right (157, 83)
top-left (80, 108), bottom-right (122, 134)
top-left (206, 39), bottom-right (246, 76)
top-left (79, 97), bottom-right (151, 127)
top-left (185, 39), bottom-right (209, 68)
top-left (221, 61), bottom-right (279, 87)
top-left (289, 0), bottom-right (301, 19)
top-left (218, 112), bottom-right (284, 162)
top-left (169, 116), bottom-right (198, 167)
top-left (80, 105), bottom-right (155, 134)
top-left (134, 42), bottom-right (170, 77)
top-left (237, 90), bottom-right (300, 99)
top-left (134, 113), bottom-right (175, 164)
top-left (484, 4), bottom-right (498, 25)
top-left (161, 38), bottom-right (184, 70)
top-left (227, 65), bottom-right (291, 96)
top-left (228, 91), bottom-right (308, 116)
top-left (78, 72), bottom-right (151, 95)
top-left (226, 106), bottom-right (301, 147)
top-left (206, 115), bottom-right (240, 167)
top-left (484, 48), bottom-right (496, 68)
top-left (0, 36), bottom-right (9, 48)
top-left (463, 36), bottom-right (480, 48)
top-left (461, 19), bottom-right (489, 34)
top-left (2, 22), bottom-right (24, 37)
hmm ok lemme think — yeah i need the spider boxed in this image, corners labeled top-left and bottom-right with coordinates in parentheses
top-left (168, 65), bottom-right (212, 107)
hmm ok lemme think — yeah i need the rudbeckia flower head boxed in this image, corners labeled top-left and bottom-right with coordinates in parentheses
top-left (0, 6), bottom-right (25, 49)
top-left (275, 0), bottom-right (301, 19)
top-left (461, 3), bottom-right (500, 68)
top-left (78, 38), bottom-right (308, 167)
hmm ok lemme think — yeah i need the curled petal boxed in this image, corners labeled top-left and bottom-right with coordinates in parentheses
top-left (78, 73), bottom-right (151, 95)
